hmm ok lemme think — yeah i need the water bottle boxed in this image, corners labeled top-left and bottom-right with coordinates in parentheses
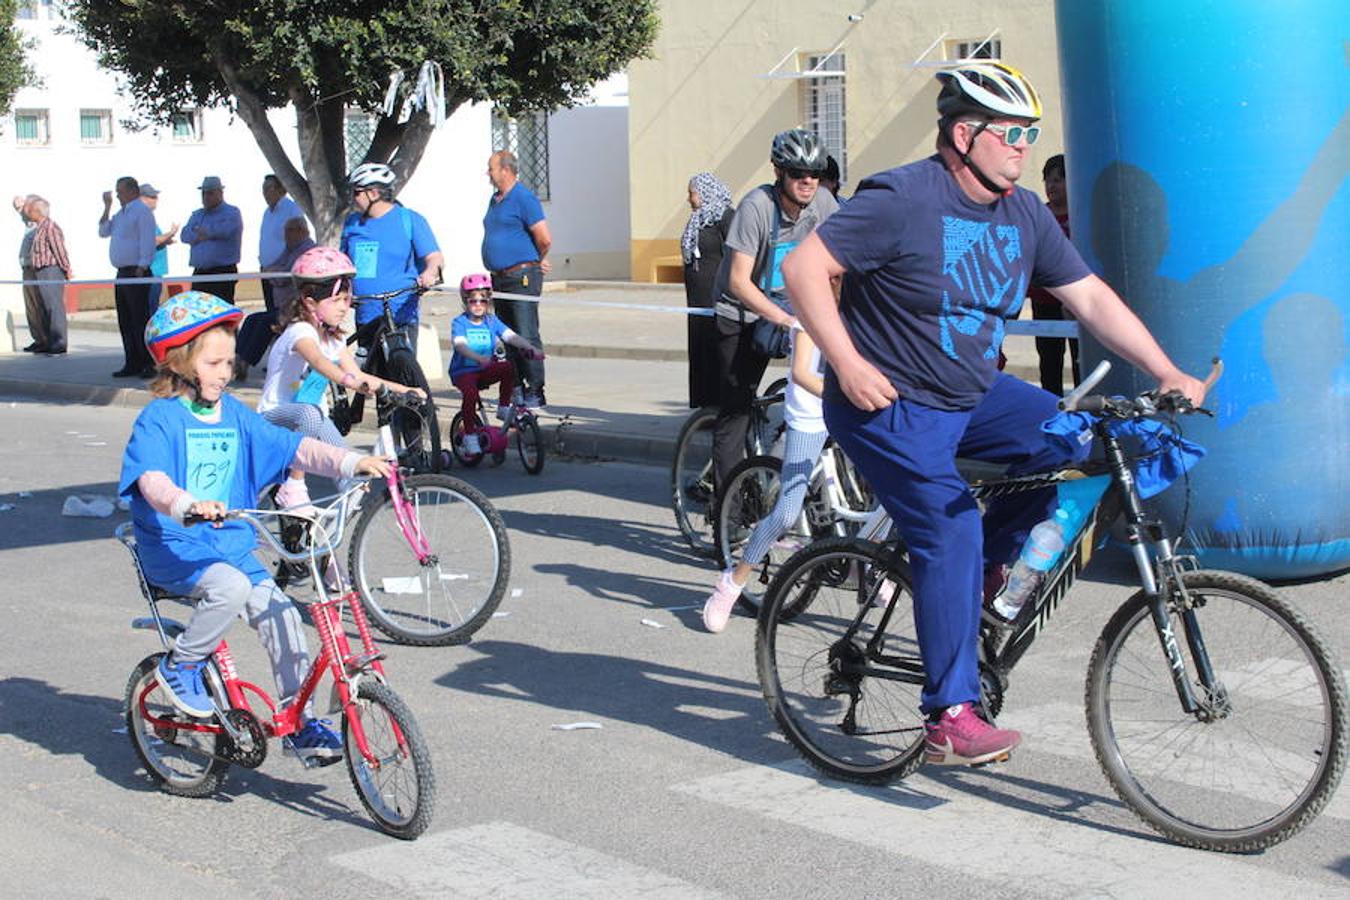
top-left (991, 509), bottom-right (1069, 621)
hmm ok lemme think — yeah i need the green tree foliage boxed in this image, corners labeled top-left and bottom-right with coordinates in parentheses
top-left (66, 0), bottom-right (658, 240)
top-left (0, 0), bottom-right (35, 117)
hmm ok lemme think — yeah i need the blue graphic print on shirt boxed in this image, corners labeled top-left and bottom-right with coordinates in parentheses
top-left (939, 217), bottom-right (1027, 361)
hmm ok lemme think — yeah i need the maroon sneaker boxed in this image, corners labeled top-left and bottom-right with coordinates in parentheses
top-left (924, 703), bottom-right (1021, 766)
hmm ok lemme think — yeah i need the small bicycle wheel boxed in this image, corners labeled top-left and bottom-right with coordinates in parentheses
top-left (516, 413), bottom-right (545, 475)
top-left (448, 412), bottom-right (484, 467)
top-left (757, 538), bottom-right (926, 783)
top-left (671, 407), bottom-right (718, 556)
top-left (124, 653), bottom-right (229, 797)
top-left (348, 473), bottom-right (510, 646)
top-left (344, 680), bottom-right (436, 840)
top-left (1086, 569), bottom-right (1347, 852)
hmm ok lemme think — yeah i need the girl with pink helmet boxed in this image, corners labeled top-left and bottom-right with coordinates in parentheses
top-left (258, 246), bottom-right (423, 509)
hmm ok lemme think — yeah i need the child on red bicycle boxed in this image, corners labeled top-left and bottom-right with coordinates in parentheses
top-left (257, 246), bottom-right (423, 509)
top-left (448, 272), bottom-right (544, 455)
top-left (119, 291), bottom-right (392, 763)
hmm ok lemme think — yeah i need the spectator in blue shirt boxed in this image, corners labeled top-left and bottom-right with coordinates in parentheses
top-left (98, 176), bottom-right (157, 376)
top-left (259, 174), bottom-right (304, 314)
top-left (482, 150), bottom-right (552, 408)
top-left (181, 176), bottom-right (243, 302)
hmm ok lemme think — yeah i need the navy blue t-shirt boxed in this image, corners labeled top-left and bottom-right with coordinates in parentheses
top-left (817, 156), bottom-right (1091, 410)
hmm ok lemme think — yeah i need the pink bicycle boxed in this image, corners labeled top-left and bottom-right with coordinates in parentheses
top-left (119, 476), bottom-right (436, 838)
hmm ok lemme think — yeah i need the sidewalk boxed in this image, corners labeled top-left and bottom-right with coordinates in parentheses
top-left (0, 282), bottom-right (1051, 467)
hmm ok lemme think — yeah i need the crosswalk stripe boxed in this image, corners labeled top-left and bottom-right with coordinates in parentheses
top-left (331, 821), bottom-right (725, 899)
top-left (671, 761), bottom-right (1343, 899)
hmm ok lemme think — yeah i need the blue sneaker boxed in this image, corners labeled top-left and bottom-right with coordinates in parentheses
top-left (284, 718), bottom-right (344, 766)
top-left (155, 655), bottom-right (214, 718)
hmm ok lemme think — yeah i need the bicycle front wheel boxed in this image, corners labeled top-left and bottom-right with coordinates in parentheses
top-left (670, 407), bottom-right (717, 556)
top-left (385, 350), bottom-right (444, 473)
top-left (1086, 570), bottom-right (1347, 852)
top-left (757, 538), bottom-right (927, 783)
top-left (344, 680), bottom-right (436, 840)
top-left (348, 474), bottom-right (510, 646)
top-left (516, 414), bottom-right (545, 475)
top-left (124, 653), bottom-right (229, 797)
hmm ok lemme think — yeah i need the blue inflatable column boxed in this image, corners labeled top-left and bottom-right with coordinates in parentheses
top-left (1053, 0), bottom-right (1350, 579)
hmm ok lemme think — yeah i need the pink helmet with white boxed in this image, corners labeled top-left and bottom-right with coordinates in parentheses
top-left (291, 246), bottom-right (356, 284)
top-left (459, 272), bottom-right (492, 300)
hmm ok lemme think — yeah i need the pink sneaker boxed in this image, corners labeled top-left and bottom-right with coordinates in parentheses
top-left (923, 703), bottom-right (1021, 766)
top-left (274, 479), bottom-right (312, 510)
top-left (701, 569), bottom-right (745, 634)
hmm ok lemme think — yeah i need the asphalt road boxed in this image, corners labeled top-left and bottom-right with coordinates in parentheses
top-left (1, 398), bottom-right (1346, 899)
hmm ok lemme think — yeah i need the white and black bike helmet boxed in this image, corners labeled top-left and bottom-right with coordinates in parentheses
top-left (348, 162), bottom-right (397, 194)
top-left (770, 128), bottom-right (829, 173)
top-left (935, 62), bottom-right (1043, 123)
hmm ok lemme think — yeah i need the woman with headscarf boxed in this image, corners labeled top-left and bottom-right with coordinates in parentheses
top-left (682, 172), bottom-right (734, 408)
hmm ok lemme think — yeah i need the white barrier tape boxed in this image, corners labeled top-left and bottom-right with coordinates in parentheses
top-left (479, 288), bottom-right (1081, 337)
top-left (0, 270), bottom-right (291, 287)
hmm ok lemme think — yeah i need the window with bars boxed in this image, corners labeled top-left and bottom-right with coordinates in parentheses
top-left (945, 38), bottom-right (1002, 61)
top-left (345, 112), bottom-right (377, 173)
top-left (491, 109), bottom-right (550, 201)
top-left (79, 109), bottom-right (113, 145)
top-left (801, 53), bottom-right (846, 182)
top-left (15, 109), bottom-right (49, 146)
top-left (171, 109), bottom-right (203, 143)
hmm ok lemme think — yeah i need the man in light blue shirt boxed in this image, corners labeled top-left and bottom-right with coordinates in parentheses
top-left (181, 175), bottom-right (243, 302)
top-left (98, 176), bottom-right (157, 376)
top-left (258, 174), bottom-right (303, 314)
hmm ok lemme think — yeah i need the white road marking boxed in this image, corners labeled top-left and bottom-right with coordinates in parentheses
top-left (331, 821), bottom-right (724, 898)
top-left (672, 761), bottom-right (1343, 899)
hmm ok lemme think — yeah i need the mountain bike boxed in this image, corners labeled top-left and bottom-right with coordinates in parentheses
top-left (756, 360), bottom-right (1346, 852)
top-left (671, 377), bottom-right (788, 556)
top-left (119, 487), bottom-right (436, 839)
top-left (713, 438), bottom-right (883, 607)
top-left (449, 395), bottom-right (545, 475)
top-left (346, 285), bottom-right (446, 473)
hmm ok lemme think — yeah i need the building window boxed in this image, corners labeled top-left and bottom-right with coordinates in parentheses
top-left (801, 53), bottom-right (846, 182)
top-left (946, 38), bottom-right (1002, 61)
top-left (171, 108), bottom-right (203, 143)
top-left (491, 109), bottom-right (550, 201)
top-left (14, 109), bottom-right (49, 146)
top-left (16, 0), bottom-right (54, 20)
top-left (79, 109), bottom-right (113, 145)
top-left (345, 111), bottom-right (377, 172)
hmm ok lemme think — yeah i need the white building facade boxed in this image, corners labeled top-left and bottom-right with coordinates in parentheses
top-left (1, 4), bottom-right (630, 307)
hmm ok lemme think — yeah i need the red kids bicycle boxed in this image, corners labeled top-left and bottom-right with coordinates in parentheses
top-left (119, 484), bottom-right (436, 840)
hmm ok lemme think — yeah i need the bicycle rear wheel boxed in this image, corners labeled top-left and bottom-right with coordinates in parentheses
top-left (124, 653), bottom-right (229, 797)
top-left (1086, 570), bottom-right (1347, 851)
top-left (713, 456), bottom-right (813, 609)
top-left (516, 413), bottom-right (545, 474)
top-left (344, 680), bottom-right (435, 840)
top-left (348, 474), bottom-right (510, 646)
top-left (670, 407), bottom-right (717, 556)
top-left (757, 538), bottom-right (926, 783)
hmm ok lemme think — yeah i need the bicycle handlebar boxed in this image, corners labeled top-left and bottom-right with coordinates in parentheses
top-left (352, 284), bottom-right (430, 304)
top-left (375, 385), bottom-right (425, 409)
top-left (1059, 358), bottom-right (1223, 419)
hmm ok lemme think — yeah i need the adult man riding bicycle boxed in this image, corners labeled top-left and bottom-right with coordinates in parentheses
top-left (783, 63), bottom-right (1207, 766)
top-left (340, 163), bottom-right (444, 354)
top-left (710, 128), bottom-right (838, 490)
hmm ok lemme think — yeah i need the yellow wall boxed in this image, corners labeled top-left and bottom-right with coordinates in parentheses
top-left (629, 0), bottom-right (1063, 280)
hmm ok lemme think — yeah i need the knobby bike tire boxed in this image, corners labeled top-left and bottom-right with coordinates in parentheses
top-left (670, 407), bottom-right (718, 556)
top-left (124, 653), bottom-right (229, 797)
top-left (383, 348), bottom-right (444, 473)
top-left (1085, 569), bottom-right (1347, 852)
top-left (347, 473), bottom-right (511, 646)
top-left (757, 537), bottom-right (927, 784)
top-left (517, 414), bottom-right (545, 475)
top-left (344, 680), bottom-right (436, 839)
top-left (448, 412), bottom-right (485, 468)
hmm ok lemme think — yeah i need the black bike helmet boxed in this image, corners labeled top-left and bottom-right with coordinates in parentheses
top-left (770, 128), bottom-right (828, 173)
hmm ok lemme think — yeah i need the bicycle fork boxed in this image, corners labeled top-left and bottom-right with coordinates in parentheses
top-left (380, 425), bottom-right (433, 564)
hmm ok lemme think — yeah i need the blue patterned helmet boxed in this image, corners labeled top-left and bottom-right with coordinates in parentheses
top-left (145, 290), bottom-right (243, 364)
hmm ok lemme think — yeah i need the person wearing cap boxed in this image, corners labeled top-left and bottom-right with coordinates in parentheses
top-left (784, 62), bottom-right (1207, 767)
top-left (98, 176), bottom-right (157, 376)
top-left (181, 175), bottom-right (243, 302)
top-left (140, 184), bottom-right (178, 306)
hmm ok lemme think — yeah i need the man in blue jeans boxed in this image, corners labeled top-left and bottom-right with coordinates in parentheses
top-left (483, 150), bottom-right (552, 408)
top-left (784, 63), bottom-right (1207, 766)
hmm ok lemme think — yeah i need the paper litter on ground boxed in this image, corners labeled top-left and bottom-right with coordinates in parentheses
top-left (551, 722), bottom-right (603, 731)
